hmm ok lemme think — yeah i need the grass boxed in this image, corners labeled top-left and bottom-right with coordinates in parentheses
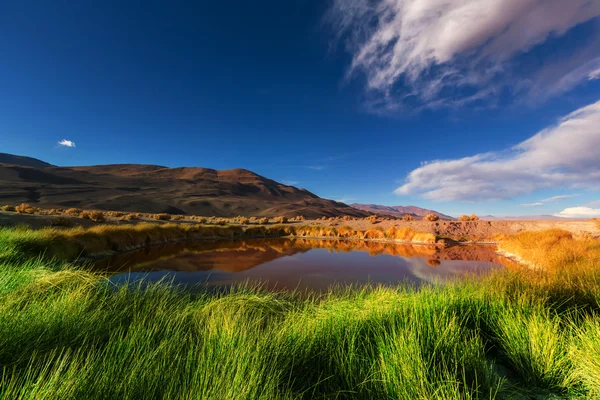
top-left (0, 228), bottom-right (599, 398)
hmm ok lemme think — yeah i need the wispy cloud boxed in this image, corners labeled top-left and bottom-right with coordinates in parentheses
top-left (520, 194), bottom-right (580, 207)
top-left (554, 206), bottom-right (600, 218)
top-left (306, 165), bottom-right (326, 171)
top-left (333, 197), bottom-right (356, 204)
top-left (58, 139), bottom-right (76, 148)
top-left (327, 0), bottom-right (600, 111)
top-left (395, 100), bottom-right (600, 201)
top-left (282, 180), bottom-right (300, 186)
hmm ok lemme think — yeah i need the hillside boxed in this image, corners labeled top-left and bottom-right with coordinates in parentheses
top-left (350, 203), bottom-right (454, 220)
top-left (0, 153), bottom-right (368, 218)
top-left (0, 153), bottom-right (54, 168)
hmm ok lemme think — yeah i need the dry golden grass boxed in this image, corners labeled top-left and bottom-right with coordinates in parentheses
top-left (498, 229), bottom-right (600, 273)
top-left (0, 205), bottom-right (16, 212)
top-left (423, 213), bottom-right (439, 222)
top-left (402, 214), bottom-right (415, 221)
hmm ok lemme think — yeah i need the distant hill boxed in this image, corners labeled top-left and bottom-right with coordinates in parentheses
top-left (0, 154), bottom-right (369, 218)
top-left (350, 204), bottom-right (454, 220)
top-left (0, 153), bottom-right (53, 168)
top-left (478, 215), bottom-right (582, 221)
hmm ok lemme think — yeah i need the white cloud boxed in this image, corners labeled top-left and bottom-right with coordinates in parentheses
top-left (554, 207), bottom-right (600, 218)
top-left (521, 194), bottom-right (580, 206)
top-left (328, 0), bottom-right (600, 110)
top-left (282, 180), bottom-right (299, 186)
top-left (541, 194), bottom-right (580, 203)
top-left (395, 100), bottom-right (600, 201)
top-left (58, 139), bottom-right (76, 148)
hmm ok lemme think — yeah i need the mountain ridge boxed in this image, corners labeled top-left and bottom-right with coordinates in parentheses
top-left (0, 153), bottom-right (367, 218)
top-left (350, 203), bottom-right (454, 220)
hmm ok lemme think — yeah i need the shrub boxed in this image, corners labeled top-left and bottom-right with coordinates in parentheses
top-left (459, 214), bottom-right (480, 222)
top-left (367, 215), bottom-right (379, 223)
top-left (65, 208), bottom-right (82, 216)
top-left (15, 203), bottom-right (38, 214)
top-left (195, 217), bottom-right (207, 224)
top-left (364, 227), bottom-right (385, 239)
top-left (423, 213), bottom-right (439, 222)
top-left (249, 217), bottom-right (258, 224)
top-left (106, 211), bottom-right (125, 218)
top-left (216, 218), bottom-right (228, 226)
top-left (259, 217), bottom-right (269, 225)
top-left (125, 213), bottom-right (141, 221)
top-left (80, 210), bottom-right (105, 222)
top-left (238, 217), bottom-right (249, 225)
top-left (402, 214), bottom-right (415, 221)
top-left (274, 216), bottom-right (288, 224)
top-left (171, 215), bottom-right (184, 221)
top-left (0, 205), bottom-right (16, 212)
top-left (153, 214), bottom-right (172, 221)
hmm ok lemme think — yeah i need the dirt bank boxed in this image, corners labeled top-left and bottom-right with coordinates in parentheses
top-left (2, 211), bottom-right (598, 243)
top-left (313, 219), bottom-right (600, 242)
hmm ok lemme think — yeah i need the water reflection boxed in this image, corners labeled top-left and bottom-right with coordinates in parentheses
top-left (101, 238), bottom-right (515, 292)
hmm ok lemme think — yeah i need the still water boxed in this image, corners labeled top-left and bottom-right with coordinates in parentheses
top-left (99, 238), bottom-right (511, 292)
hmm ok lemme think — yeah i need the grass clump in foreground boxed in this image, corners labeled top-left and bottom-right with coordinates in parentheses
top-left (0, 229), bottom-right (599, 398)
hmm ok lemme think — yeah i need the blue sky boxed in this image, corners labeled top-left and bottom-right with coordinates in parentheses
top-left (1, 1), bottom-right (600, 217)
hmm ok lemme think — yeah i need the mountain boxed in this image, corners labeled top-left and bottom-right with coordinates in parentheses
top-left (0, 154), bottom-right (368, 218)
top-left (478, 215), bottom-right (583, 221)
top-left (0, 153), bottom-right (54, 168)
top-left (350, 204), bottom-right (454, 220)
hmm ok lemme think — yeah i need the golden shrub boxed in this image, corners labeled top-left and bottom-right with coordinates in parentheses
top-left (423, 213), bottom-right (439, 222)
top-left (15, 203), bottom-right (38, 214)
top-left (65, 208), bottom-right (82, 216)
top-left (275, 216), bottom-right (288, 224)
top-left (402, 214), bottom-right (415, 221)
top-left (153, 213), bottom-right (172, 221)
top-left (238, 217), bottom-right (249, 225)
top-left (1, 205), bottom-right (16, 212)
top-left (81, 210), bottom-right (105, 222)
top-left (259, 217), bottom-right (269, 224)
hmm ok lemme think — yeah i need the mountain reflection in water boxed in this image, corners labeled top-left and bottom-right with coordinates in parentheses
top-left (100, 238), bottom-right (516, 292)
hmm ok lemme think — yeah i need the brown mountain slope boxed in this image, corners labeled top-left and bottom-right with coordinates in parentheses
top-left (350, 203), bottom-right (454, 220)
top-left (0, 154), bottom-right (367, 218)
top-left (0, 153), bottom-right (53, 168)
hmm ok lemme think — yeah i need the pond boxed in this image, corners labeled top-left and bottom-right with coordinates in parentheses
top-left (98, 238), bottom-right (513, 292)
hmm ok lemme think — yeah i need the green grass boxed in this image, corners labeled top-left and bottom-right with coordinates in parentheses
top-left (0, 228), bottom-right (599, 399)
